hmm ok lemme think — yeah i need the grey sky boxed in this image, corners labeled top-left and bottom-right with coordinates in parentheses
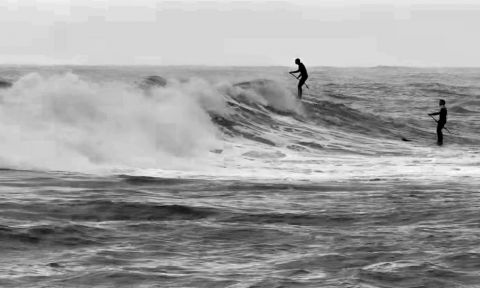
top-left (1, 0), bottom-right (479, 66)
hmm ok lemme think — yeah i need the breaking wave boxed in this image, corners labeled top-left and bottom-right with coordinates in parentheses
top-left (0, 71), bottom-right (478, 174)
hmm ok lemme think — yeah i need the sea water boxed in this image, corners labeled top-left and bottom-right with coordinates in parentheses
top-left (0, 66), bottom-right (479, 287)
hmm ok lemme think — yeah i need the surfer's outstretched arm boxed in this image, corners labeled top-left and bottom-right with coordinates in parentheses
top-left (428, 112), bottom-right (440, 116)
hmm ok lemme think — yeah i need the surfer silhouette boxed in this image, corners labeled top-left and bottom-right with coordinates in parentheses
top-left (428, 99), bottom-right (448, 145)
top-left (289, 58), bottom-right (308, 99)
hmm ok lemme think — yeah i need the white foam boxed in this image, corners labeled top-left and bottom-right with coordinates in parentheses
top-left (0, 73), bottom-right (227, 171)
top-left (0, 72), bottom-right (478, 184)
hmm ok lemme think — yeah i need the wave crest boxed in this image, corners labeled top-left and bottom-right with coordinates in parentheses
top-left (0, 73), bottom-right (225, 171)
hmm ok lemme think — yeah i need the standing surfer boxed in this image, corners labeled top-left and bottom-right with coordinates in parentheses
top-left (289, 58), bottom-right (308, 99)
top-left (428, 99), bottom-right (448, 145)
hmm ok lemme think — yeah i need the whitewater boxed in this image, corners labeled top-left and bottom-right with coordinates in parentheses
top-left (0, 65), bottom-right (479, 287)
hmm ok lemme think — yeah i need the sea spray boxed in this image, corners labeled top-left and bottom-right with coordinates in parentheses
top-left (233, 79), bottom-right (299, 112)
top-left (0, 73), bottom-right (229, 171)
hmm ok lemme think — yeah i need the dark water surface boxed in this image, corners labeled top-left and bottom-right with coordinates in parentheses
top-left (1, 170), bottom-right (480, 288)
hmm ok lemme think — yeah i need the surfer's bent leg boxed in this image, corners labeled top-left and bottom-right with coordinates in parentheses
top-left (298, 76), bottom-right (307, 99)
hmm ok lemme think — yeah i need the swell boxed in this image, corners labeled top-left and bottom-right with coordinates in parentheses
top-left (214, 82), bottom-right (414, 148)
top-left (119, 175), bottom-right (202, 185)
top-left (1, 201), bottom-right (218, 222)
top-left (0, 224), bottom-right (107, 248)
top-left (214, 79), bottom-right (479, 149)
top-left (409, 82), bottom-right (480, 98)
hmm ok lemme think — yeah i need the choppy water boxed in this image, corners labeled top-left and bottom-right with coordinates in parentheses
top-left (0, 66), bottom-right (479, 287)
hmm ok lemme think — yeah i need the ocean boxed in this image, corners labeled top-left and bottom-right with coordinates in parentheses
top-left (0, 65), bottom-right (479, 287)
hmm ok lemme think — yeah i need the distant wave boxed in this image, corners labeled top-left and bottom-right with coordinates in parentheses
top-left (449, 106), bottom-right (477, 114)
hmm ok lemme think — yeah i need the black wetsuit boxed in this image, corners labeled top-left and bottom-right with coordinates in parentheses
top-left (292, 63), bottom-right (308, 99)
top-left (297, 63), bottom-right (308, 88)
top-left (433, 107), bottom-right (447, 145)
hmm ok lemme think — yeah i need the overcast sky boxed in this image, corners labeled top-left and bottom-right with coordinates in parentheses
top-left (1, 0), bottom-right (479, 66)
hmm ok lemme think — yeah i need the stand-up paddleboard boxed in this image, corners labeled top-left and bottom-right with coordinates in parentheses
top-left (0, 79), bottom-right (12, 89)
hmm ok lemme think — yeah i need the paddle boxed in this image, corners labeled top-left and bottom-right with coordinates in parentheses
top-left (429, 114), bottom-right (453, 134)
top-left (289, 73), bottom-right (309, 89)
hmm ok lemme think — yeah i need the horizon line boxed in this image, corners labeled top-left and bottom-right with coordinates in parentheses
top-left (1, 63), bottom-right (480, 69)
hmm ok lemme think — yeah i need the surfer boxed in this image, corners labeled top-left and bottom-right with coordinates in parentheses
top-left (428, 99), bottom-right (448, 145)
top-left (289, 58), bottom-right (308, 99)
